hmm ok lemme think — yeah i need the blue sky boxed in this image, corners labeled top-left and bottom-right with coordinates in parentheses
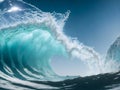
top-left (24, 0), bottom-right (120, 75)
top-left (24, 0), bottom-right (120, 54)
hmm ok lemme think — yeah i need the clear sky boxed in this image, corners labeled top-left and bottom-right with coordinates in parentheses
top-left (24, 0), bottom-right (120, 76)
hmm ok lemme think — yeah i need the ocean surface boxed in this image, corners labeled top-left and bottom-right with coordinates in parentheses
top-left (0, 0), bottom-right (120, 90)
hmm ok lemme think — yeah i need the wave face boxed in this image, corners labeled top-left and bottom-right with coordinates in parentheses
top-left (0, 1), bottom-right (69, 81)
top-left (0, 0), bottom-right (101, 80)
top-left (107, 37), bottom-right (120, 62)
top-left (0, 0), bottom-right (120, 90)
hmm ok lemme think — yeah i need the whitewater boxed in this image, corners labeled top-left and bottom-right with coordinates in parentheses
top-left (0, 0), bottom-right (120, 90)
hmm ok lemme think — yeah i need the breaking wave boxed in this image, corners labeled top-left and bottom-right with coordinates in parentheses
top-left (0, 1), bottom-right (120, 89)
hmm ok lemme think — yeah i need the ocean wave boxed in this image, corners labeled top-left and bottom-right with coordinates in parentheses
top-left (0, 1), bottom-right (120, 89)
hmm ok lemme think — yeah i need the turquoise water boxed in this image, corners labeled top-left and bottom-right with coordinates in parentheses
top-left (0, 0), bottom-right (102, 80)
top-left (0, 0), bottom-right (120, 90)
top-left (0, 23), bottom-right (68, 80)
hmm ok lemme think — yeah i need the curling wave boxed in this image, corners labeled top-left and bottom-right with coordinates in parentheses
top-left (0, 0), bottom-right (119, 84)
